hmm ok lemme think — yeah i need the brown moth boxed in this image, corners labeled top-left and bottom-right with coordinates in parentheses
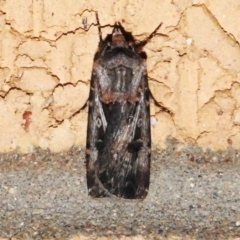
top-left (86, 15), bottom-right (162, 199)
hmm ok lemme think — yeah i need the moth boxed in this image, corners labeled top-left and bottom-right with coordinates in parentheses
top-left (86, 17), bottom-right (162, 199)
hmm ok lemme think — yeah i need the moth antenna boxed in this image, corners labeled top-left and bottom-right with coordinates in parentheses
top-left (135, 22), bottom-right (163, 52)
top-left (144, 22), bottom-right (163, 44)
top-left (95, 11), bottom-right (103, 42)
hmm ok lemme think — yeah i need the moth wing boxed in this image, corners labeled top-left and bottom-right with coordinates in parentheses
top-left (98, 74), bottom-right (151, 199)
top-left (86, 74), bottom-right (111, 198)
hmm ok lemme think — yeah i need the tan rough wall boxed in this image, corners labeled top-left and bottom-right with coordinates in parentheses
top-left (1, 0), bottom-right (240, 152)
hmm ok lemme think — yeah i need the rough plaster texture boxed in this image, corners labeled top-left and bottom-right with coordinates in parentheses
top-left (1, 0), bottom-right (240, 152)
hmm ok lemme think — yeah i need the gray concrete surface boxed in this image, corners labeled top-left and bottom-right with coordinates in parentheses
top-left (0, 139), bottom-right (240, 239)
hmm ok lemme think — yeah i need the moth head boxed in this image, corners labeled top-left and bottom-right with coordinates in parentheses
top-left (111, 24), bottom-right (128, 48)
top-left (109, 23), bottom-right (148, 56)
top-left (95, 22), bottom-right (154, 60)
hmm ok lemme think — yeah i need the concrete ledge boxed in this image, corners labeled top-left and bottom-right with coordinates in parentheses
top-left (0, 140), bottom-right (240, 239)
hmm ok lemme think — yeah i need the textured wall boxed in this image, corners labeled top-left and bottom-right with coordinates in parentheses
top-left (1, 0), bottom-right (240, 152)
